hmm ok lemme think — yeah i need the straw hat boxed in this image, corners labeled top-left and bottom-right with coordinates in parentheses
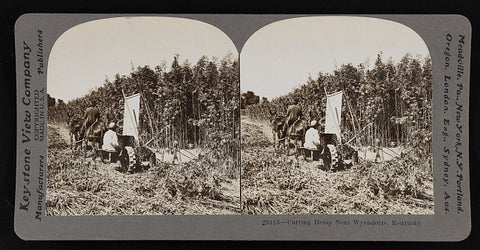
top-left (108, 122), bottom-right (116, 129)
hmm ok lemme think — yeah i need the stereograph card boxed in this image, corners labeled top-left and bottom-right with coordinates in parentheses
top-left (14, 14), bottom-right (471, 240)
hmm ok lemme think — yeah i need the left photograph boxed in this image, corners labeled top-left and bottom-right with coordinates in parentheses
top-left (46, 17), bottom-right (240, 215)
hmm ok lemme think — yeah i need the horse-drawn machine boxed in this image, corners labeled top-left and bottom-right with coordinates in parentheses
top-left (276, 90), bottom-right (358, 171)
top-left (308, 132), bottom-right (358, 171)
top-left (105, 93), bottom-right (157, 173)
top-left (72, 93), bottom-right (156, 173)
top-left (115, 135), bottom-right (156, 173)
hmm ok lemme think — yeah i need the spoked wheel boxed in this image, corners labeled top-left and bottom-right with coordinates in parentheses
top-left (322, 145), bottom-right (332, 171)
top-left (119, 148), bottom-right (129, 173)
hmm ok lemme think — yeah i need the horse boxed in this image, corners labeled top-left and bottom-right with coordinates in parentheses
top-left (271, 114), bottom-right (286, 150)
top-left (68, 116), bottom-right (84, 150)
top-left (83, 119), bottom-right (107, 158)
top-left (285, 117), bottom-right (308, 157)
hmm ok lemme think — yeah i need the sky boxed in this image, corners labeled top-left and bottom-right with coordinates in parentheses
top-left (240, 16), bottom-right (431, 100)
top-left (47, 17), bottom-right (238, 102)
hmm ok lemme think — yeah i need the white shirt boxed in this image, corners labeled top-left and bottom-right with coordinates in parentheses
top-left (102, 129), bottom-right (119, 152)
top-left (304, 127), bottom-right (321, 150)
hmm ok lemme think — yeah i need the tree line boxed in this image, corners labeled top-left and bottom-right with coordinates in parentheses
top-left (48, 53), bottom-right (240, 163)
top-left (244, 53), bottom-right (432, 157)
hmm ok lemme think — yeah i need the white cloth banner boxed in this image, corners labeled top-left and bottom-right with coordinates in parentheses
top-left (123, 93), bottom-right (140, 141)
top-left (325, 91), bottom-right (343, 142)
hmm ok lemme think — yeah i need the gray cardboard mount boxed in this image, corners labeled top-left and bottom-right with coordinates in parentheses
top-left (14, 14), bottom-right (471, 241)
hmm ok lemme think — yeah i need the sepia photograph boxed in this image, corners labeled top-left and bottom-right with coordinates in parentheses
top-left (13, 13), bottom-right (472, 241)
top-left (240, 16), bottom-right (434, 214)
top-left (46, 17), bottom-right (240, 215)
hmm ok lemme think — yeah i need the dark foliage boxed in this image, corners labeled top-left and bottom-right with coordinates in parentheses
top-left (245, 53), bottom-right (432, 157)
top-left (48, 53), bottom-right (240, 169)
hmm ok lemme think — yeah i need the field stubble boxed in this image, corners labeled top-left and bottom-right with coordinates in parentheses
top-left (46, 124), bottom-right (240, 215)
top-left (241, 117), bottom-right (434, 214)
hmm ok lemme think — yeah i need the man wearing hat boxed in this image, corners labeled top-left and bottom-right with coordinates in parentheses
top-left (283, 98), bottom-right (302, 133)
top-left (82, 100), bottom-right (100, 136)
top-left (84, 100), bottom-right (100, 127)
top-left (304, 120), bottom-right (321, 150)
top-left (102, 122), bottom-right (120, 153)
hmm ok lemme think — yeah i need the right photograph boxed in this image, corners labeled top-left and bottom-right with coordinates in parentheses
top-left (240, 16), bottom-right (433, 214)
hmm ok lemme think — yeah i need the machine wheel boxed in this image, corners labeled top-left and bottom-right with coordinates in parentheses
top-left (119, 148), bottom-right (129, 173)
top-left (322, 145), bottom-right (332, 171)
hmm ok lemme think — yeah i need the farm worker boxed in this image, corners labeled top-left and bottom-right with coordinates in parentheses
top-left (283, 98), bottom-right (302, 133)
top-left (83, 100), bottom-right (100, 131)
top-left (102, 122), bottom-right (120, 152)
top-left (304, 120), bottom-right (321, 150)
